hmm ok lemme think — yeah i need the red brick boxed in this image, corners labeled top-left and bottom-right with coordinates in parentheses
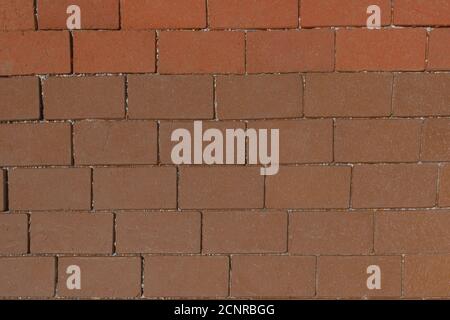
top-left (0, 77), bottom-right (39, 121)
top-left (438, 165), bottom-right (450, 206)
top-left (203, 211), bottom-right (287, 253)
top-left (0, 0), bottom-right (35, 31)
top-left (0, 214), bottom-right (28, 254)
top-left (421, 119), bottom-right (450, 161)
top-left (38, 0), bottom-right (119, 29)
top-left (352, 164), bottom-right (438, 208)
top-left (127, 75), bottom-right (213, 120)
top-left (231, 255), bottom-right (315, 298)
top-left (43, 76), bottom-right (125, 120)
top-left (209, 0), bottom-right (298, 29)
top-left (121, 0), bottom-right (206, 29)
top-left (301, 0), bottom-right (391, 27)
top-left (266, 166), bottom-right (351, 209)
top-left (93, 167), bottom-right (176, 210)
top-left (216, 74), bottom-right (302, 119)
top-left (58, 257), bottom-right (141, 298)
top-left (394, 0), bottom-right (450, 26)
top-left (179, 167), bottom-right (264, 209)
top-left (335, 119), bottom-right (422, 162)
top-left (73, 31), bottom-right (155, 73)
top-left (0, 257), bottom-right (55, 297)
top-left (30, 213), bottom-right (113, 254)
top-left (289, 211), bottom-right (373, 255)
top-left (116, 212), bottom-right (201, 253)
top-left (247, 30), bottom-right (334, 73)
top-left (336, 29), bottom-right (427, 71)
top-left (0, 170), bottom-right (4, 211)
top-left (0, 31), bottom-right (70, 75)
top-left (159, 31), bottom-right (245, 74)
top-left (9, 168), bottom-right (91, 211)
top-left (428, 29), bottom-right (450, 70)
top-left (0, 123), bottom-right (71, 166)
top-left (144, 255), bottom-right (229, 297)
top-left (74, 121), bottom-right (157, 165)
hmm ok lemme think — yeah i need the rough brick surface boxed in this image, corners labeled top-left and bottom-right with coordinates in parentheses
top-left (421, 119), bottom-right (450, 161)
top-left (0, 170), bottom-right (4, 212)
top-left (427, 29), bottom-right (450, 70)
top-left (0, 0), bottom-right (35, 31)
top-left (394, 0), bottom-right (450, 26)
top-left (0, 214), bottom-right (28, 254)
top-left (0, 77), bottom-right (40, 121)
top-left (438, 165), bottom-right (450, 206)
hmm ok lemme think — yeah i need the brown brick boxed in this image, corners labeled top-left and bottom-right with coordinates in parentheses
top-left (93, 167), bottom-right (176, 210)
top-left (428, 29), bottom-right (450, 70)
top-left (73, 31), bottom-right (155, 73)
top-left (159, 31), bottom-right (245, 74)
top-left (265, 166), bottom-right (351, 209)
top-left (179, 166), bottom-right (264, 209)
top-left (335, 119), bottom-right (422, 162)
top-left (38, 0), bottom-right (119, 29)
top-left (0, 257), bottom-right (55, 297)
top-left (121, 0), bottom-right (206, 29)
top-left (304, 73), bottom-right (392, 117)
top-left (0, 77), bottom-right (40, 121)
top-left (0, 214), bottom-right (28, 254)
top-left (43, 76), bottom-right (125, 120)
top-left (203, 211), bottom-right (287, 254)
top-left (336, 29), bottom-right (427, 71)
top-left (30, 212), bottom-right (113, 254)
top-left (352, 164), bottom-right (438, 208)
top-left (317, 256), bottom-right (402, 298)
top-left (127, 75), bottom-right (213, 120)
top-left (74, 121), bottom-right (157, 165)
top-left (0, 31), bottom-right (70, 76)
top-left (9, 168), bottom-right (91, 211)
top-left (421, 119), bottom-right (450, 161)
top-left (0, 123), bottom-right (71, 166)
top-left (216, 74), bottom-right (302, 119)
top-left (394, 0), bottom-right (450, 26)
top-left (289, 211), bottom-right (373, 255)
top-left (58, 257), bottom-right (141, 298)
top-left (0, 170), bottom-right (4, 211)
top-left (0, 0), bottom-right (35, 31)
top-left (439, 165), bottom-right (450, 206)
top-left (231, 255), bottom-right (315, 298)
top-left (116, 212), bottom-right (201, 253)
top-left (209, 0), bottom-right (298, 29)
top-left (247, 30), bottom-right (334, 73)
top-left (375, 211), bottom-right (450, 254)
top-left (144, 255), bottom-right (229, 297)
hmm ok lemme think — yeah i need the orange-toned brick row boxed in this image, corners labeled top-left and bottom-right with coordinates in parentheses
top-left (427, 29), bottom-right (450, 70)
top-left (394, 0), bottom-right (450, 26)
top-left (0, 0), bottom-right (35, 31)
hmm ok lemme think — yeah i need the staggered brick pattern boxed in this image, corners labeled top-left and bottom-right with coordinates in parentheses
top-left (0, 0), bottom-right (450, 299)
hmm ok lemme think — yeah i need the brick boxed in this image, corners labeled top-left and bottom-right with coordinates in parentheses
top-left (247, 30), bottom-right (334, 73)
top-left (58, 257), bottom-right (141, 298)
top-left (0, 257), bottom-right (55, 297)
top-left (394, 0), bottom-right (450, 26)
top-left (0, 31), bottom-right (70, 75)
top-left (317, 256), bottom-right (402, 298)
top-left (209, 0), bottom-right (298, 29)
top-left (265, 166), bottom-right (351, 209)
top-left (0, 170), bottom-right (4, 211)
top-left (159, 31), bottom-right (245, 74)
top-left (248, 119), bottom-right (333, 164)
top-left (30, 213), bottom-right (113, 254)
top-left (0, 214), bottom-right (28, 254)
top-left (289, 211), bottom-right (373, 255)
top-left (231, 255), bottom-right (315, 297)
top-left (301, 0), bottom-right (391, 27)
top-left (0, 123), bottom-right (71, 166)
top-left (421, 119), bottom-right (450, 161)
top-left (9, 168), bottom-right (91, 211)
top-left (335, 119), bottom-right (422, 162)
top-left (144, 255), bottom-right (229, 297)
top-left (304, 73), bottom-right (392, 117)
top-left (116, 212), bottom-right (201, 253)
top-left (428, 29), bottom-right (450, 70)
top-left (179, 167), bottom-right (264, 209)
top-left (0, 0), bottom-right (35, 31)
top-left (393, 73), bottom-right (450, 116)
top-left (0, 77), bottom-right (39, 121)
top-left (127, 75), bottom-right (213, 120)
top-left (121, 0), bottom-right (206, 29)
top-left (93, 167), bottom-right (176, 210)
top-left (352, 164), bottom-right (438, 208)
top-left (74, 121), bottom-right (157, 165)
top-left (438, 165), bottom-right (450, 206)
top-left (73, 31), bottom-right (155, 73)
top-left (404, 255), bottom-right (450, 297)
top-left (216, 74), bottom-right (302, 120)
top-left (336, 29), bottom-right (427, 71)
top-left (202, 211), bottom-right (287, 253)
top-left (43, 76), bottom-right (125, 120)
top-left (38, 0), bottom-right (119, 29)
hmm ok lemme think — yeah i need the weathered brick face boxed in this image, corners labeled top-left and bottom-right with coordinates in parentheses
top-left (0, 0), bottom-right (449, 300)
